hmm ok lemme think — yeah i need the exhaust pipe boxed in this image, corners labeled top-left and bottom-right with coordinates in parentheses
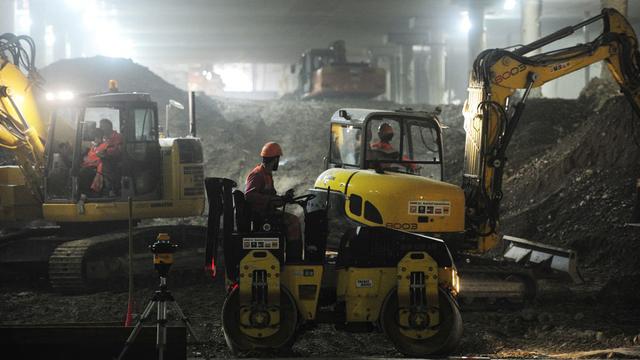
top-left (188, 91), bottom-right (196, 137)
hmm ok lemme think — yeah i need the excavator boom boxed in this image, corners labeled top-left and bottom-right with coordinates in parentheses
top-left (0, 34), bottom-right (47, 202)
top-left (462, 8), bottom-right (640, 256)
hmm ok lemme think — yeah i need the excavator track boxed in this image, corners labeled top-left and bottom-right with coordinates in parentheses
top-left (48, 234), bottom-right (125, 293)
top-left (49, 239), bottom-right (93, 293)
top-left (48, 225), bottom-right (207, 294)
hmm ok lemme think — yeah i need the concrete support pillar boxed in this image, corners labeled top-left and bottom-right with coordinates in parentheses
top-left (400, 44), bottom-right (414, 104)
top-left (29, 1), bottom-right (46, 68)
top-left (373, 55), bottom-right (393, 101)
top-left (600, 0), bottom-right (627, 79)
top-left (521, 0), bottom-right (543, 97)
top-left (390, 55), bottom-right (401, 102)
top-left (53, 28), bottom-right (67, 63)
top-left (413, 51), bottom-right (428, 103)
top-left (428, 31), bottom-right (445, 105)
top-left (0, 0), bottom-right (15, 34)
top-left (467, 2), bottom-right (485, 69)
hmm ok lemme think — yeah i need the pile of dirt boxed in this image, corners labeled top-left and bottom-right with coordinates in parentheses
top-left (500, 94), bottom-right (640, 299)
top-left (41, 56), bottom-right (224, 138)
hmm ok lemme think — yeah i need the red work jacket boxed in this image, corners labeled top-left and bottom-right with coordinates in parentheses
top-left (245, 163), bottom-right (277, 214)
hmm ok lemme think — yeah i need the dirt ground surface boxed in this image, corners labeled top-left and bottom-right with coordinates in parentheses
top-left (2, 58), bottom-right (640, 358)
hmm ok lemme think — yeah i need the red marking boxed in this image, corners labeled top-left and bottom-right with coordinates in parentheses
top-left (124, 299), bottom-right (134, 327)
top-left (228, 282), bottom-right (239, 293)
top-left (206, 258), bottom-right (217, 279)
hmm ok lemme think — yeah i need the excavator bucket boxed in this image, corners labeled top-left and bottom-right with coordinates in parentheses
top-left (501, 235), bottom-right (583, 284)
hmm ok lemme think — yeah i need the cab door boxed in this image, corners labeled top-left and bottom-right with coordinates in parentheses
top-left (121, 103), bottom-right (161, 199)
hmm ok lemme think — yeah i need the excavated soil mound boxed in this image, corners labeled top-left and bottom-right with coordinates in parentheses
top-left (501, 94), bottom-right (640, 303)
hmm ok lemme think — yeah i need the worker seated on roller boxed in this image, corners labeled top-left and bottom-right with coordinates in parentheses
top-left (368, 122), bottom-right (416, 172)
top-left (245, 142), bottom-right (302, 254)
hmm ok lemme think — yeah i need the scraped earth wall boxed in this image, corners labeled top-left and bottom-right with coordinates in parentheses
top-left (41, 57), bottom-right (640, 298)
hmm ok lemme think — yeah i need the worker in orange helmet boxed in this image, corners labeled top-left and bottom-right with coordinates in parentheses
top-left (369, 122), bottom-right (417, 171)
top-left (245, 142), bottom-right (302, 253)
top-left (370, 122), bottom-right (395, 153)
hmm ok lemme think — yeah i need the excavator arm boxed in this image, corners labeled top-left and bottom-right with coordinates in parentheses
top-left (462, 8), bottom-right (640, 252)
top-left (0, 34), bottom-right (46, 202)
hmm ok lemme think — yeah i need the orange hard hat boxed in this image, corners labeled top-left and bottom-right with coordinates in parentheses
top-left (378, 122), bottom-right (394, 136)
top-left (260, 142), bottom-right (283, 157)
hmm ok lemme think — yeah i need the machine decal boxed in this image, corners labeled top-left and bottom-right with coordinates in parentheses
top-left (242, 237), bottom-right (280, 249)
top-left (408, 200), bottom-right (451, 216)
top-left (303, 269), bottom-right (315, 277)
top-left (550, 62), bottom-right (571, 72)
top-left (355, 279), bottom-right (373, 288)
top-left (386, 223), bottom-right (418, 230)
top-left (493, 63), bottom-right (526, 84)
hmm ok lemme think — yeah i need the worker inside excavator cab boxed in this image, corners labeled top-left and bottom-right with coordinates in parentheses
top-left (365, 117), bottom-right (442, 180)
top-left (366, 119), bottom-right (414, 172)
top-left (78, 111), bottom-right (124, 197)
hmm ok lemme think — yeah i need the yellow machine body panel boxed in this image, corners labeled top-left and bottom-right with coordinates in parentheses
top-left (396, 252), bottom-right (439, 339)
top-left (337, 267), bottom-right (396, 323)
top-left (315, 168), bottom-right (465, 233)
top-left (0, 165), bottom-right (42, 220)
top-left (336, 257), bottom-right (459, 325)
top-left (42, 198), bottom-right (203, 222)
top-left (238, 250), bottom-right (281, 338)
top-left (281, 265), bottom-right (323, 321)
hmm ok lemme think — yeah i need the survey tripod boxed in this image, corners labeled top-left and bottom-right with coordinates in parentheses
top-left (117, 233), bottom-right (199, 360)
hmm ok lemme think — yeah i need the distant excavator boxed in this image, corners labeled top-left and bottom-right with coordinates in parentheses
top-left (205, 8), bottom-right (639, 357)
top-left (291, 40), bottom-right (386, 99)
top-left (0, 33), bottom-right (206, 293)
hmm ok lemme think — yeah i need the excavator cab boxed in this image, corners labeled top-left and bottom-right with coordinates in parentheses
top-left (328, 108), bottom-right (444, 180)
top-left (45, 92), bottom-right (161, 202)
top-left (38, 86), bottom-right (205, 224)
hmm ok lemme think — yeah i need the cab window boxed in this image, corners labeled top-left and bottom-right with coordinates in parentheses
top-left (364, 115), bottom-right (442, 179)
top-left (403, 120), bottom-right (442, 179)
top-left (329, 123), bottom-right (362, 167)
top-left (133, 108), bottom-right (156, 141)
top-left (85, 107), bottom-right (120, 134)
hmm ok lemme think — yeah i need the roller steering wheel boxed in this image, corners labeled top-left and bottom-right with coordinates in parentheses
top-left (291, 193), bottom-right (315, 206)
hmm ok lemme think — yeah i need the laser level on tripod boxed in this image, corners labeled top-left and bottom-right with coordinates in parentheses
top-left (118, 233), bottom-right (199, 360)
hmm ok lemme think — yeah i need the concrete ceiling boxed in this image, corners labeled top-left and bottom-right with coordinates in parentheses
top-left (100, 0), bottom-right (640, 64)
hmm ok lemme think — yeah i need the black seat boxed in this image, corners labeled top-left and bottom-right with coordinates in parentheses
top-left (232, 190), bottom-right (251, 232)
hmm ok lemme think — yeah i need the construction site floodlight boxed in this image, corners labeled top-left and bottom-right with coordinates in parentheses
top-left (169, 99), bottom-right (184, 110)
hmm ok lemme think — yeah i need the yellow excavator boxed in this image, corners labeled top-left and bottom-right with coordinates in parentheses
top-left (0, 33), bottom-right (206, 292)
top-left (205, 8), bottom-right (639, 357)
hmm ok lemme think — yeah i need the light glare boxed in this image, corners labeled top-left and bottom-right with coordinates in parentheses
top-left (504, 0), bottom-right (517, 10)
top-left (460, 11), bottom-right (472, 33)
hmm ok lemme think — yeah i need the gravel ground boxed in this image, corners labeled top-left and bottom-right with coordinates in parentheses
top-left (2, 275), bottom-right (639, 359)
